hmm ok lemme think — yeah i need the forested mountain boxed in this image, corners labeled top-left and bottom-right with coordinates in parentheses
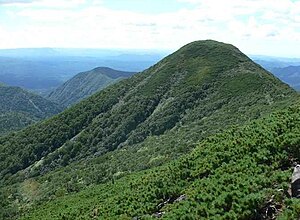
top-left (47, 67), bottom-right (135, 107)
top-left (0, 40), bottom-right (298, 219)
top-left (271, 66), bottom-right (300, 91)
top-left (0, 83), bottom-right (62, 135)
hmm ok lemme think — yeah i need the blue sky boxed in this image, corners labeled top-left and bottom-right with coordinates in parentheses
top-left (0, 0), bottom-right (300, 57)
top-left (101, 0), bottom-right (193, 13)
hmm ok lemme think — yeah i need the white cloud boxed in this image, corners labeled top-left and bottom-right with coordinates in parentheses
top-left (3, 0), bottom-right (87, 8)
top-left (0, 0), bottom-right (34, 5)
top-left (0, 0), bottom-right (300, 57)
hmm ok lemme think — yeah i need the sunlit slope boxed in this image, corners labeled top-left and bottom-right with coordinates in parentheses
top-left (20, 102), bottom-right (300, 219)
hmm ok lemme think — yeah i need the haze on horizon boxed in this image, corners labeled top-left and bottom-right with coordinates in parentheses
top-left (0, 0), bottom-right (300, 58)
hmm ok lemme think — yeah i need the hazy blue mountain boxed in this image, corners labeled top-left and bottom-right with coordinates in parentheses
top-left (0, 48), bottom-right (168, 93)
top-left (48, 67), bottom-right (136, 107)
top-left (0, 48), bottom-right (59, 57)
top-left (0, 48), bottom-right (168, 59)
top-left (251, 55), bottom-right (300, 91)
top-left (250, 55), bottom-right (300, 69)
top-left (271, 66), bottom-right (300, 90)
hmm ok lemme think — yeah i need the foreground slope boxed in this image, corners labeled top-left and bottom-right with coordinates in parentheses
top-left (47, 67), bottom-right (135, 107)
top-left (19, 102), bottom-right (300, 219)
top-left (0, 84), bottom-right (62, 134)
top-left (0, 40), bottom-right (298, 218)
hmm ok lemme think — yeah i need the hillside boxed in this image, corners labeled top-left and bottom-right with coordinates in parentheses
top-left (47, 67), bottom-right (135, 107)
top-left (19, 101), bottom-right (300, 219)
top-left (0, 84), bottom-right (62, 134)
top-left (271, 66), bottom-right (300, 91)
top-left (0, 40), bottom-right (298, 219)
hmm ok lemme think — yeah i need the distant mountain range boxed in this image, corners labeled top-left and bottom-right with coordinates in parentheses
top-left (0, 48), bottom-right (168, 58)
top-left (0, 48), bottom-right (167, 94)
top-left (251, 55), bottom-right (300, 91)
top-left (269, 66), bottom-right (300, 91)
top-left (0, 83), bottom-right (62, 135)
top-left (0, 40), bottom-right (298, 219)
top-left (47, 67), bottom-right (136, 107)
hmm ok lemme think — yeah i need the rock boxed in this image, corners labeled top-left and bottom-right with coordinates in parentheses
top-left (291, 164), bottom-right (300, 198)
top-left (257, 195), bottom-right (282, 219)
top-left (174, 194), bottom-right (187, 202)
top-left (157, 198), bottom-right (170, 209)
top-left (92, 208), bottom-right (99, 218)
top-left (152, 211), bottom-right (165, 218)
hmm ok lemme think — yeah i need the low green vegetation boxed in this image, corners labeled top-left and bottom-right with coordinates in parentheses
top-left (18, 102), bottom-right (300, 219)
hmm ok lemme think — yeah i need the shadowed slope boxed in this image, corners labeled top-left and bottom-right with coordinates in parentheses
top-left (0, 84), bottom-right (62, 134)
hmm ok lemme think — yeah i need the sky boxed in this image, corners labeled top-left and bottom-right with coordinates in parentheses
top-left (0, 0), bottom-right (300, 57)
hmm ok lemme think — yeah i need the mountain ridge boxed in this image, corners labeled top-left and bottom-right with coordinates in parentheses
top-left (47, 67), bottom-right (136, 107)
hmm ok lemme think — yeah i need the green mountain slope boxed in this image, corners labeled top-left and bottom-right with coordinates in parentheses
top-left (0, 84), bottom-right (62, 134)
top-left (19, 102), bottom-right (300, 220)
top-left (0, 40), bottom-right (298, 219)
top-left (47, 67), bottom-right (135, 107)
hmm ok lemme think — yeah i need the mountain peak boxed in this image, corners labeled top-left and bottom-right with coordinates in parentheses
top-left (93, 66), bottom-right (115, 72)
top-left (182, 39), bottom-right (234, 47)
top-left (48, 67), bottom-right (136, 107)
top-left (91, 67), bottom-right (136, 78)
top-left (175, 40), bottom-right (246, 58)
top-left (159, 40), bottom-right (251, 78)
